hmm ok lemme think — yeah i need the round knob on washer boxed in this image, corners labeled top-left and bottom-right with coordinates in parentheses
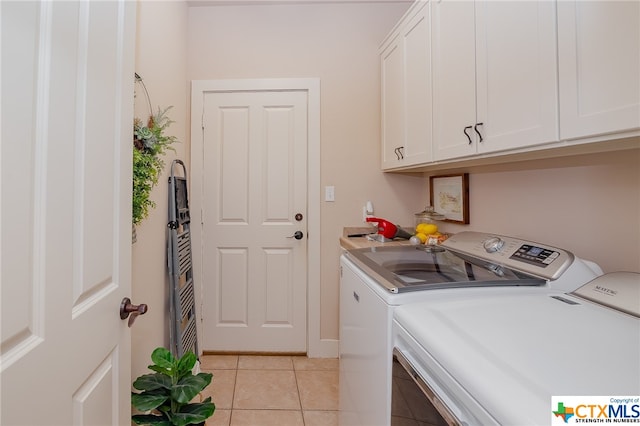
top-left (483, 237), bottom-right (505, 253)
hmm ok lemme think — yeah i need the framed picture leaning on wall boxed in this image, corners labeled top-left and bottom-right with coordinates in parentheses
top-left (429, 173), bottom-right (469, 224)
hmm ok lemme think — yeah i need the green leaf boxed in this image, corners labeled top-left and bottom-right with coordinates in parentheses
top-left (176, 352), bottom-right (197, 377)
top-left (196, 372), bottom-right (213, 388)
top-left (171, 375), bottom-right (211, 404)
top-left (148, 365), bottom-right (172, 376)
top-left (170, 401), bottom-right (216, 426)
top-left (131, 413), bottom-right (173, 426)
top-left (133, 373), bottom-right (172, 391)
top-left (151, 347), bottom-right (176, 370)
top-left (131, 391), bottom-right (169, 412)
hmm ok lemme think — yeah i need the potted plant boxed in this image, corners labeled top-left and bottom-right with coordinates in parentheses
top-left (131, 347), bottom-right (215, 426)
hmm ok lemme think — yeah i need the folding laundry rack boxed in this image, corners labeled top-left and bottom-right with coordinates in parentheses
top-left (167, 160), bottom-right (199, 358)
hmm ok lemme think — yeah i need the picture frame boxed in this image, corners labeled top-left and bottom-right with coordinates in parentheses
top-left (429, 173), bottom-right (469, 224)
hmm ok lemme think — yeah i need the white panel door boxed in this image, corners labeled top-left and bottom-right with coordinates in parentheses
top-left (1, 1), bottom-right (135, 425)
top-left (558, 0), bottom-right (640, 140)
top-left (200, 89), bottom-right (308, 352)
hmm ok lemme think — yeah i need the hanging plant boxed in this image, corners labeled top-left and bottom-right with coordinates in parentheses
top-left (133, 106), bottom-right (177, 225)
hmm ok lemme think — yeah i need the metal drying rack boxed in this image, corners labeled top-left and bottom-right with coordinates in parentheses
top-left (167, 159), bottom-right (199, 359)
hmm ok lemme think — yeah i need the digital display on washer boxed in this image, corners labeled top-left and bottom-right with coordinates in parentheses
top-left (510, 244), bottom-right (559, 267)
top-left (526, 246), bottom-right (543, 256)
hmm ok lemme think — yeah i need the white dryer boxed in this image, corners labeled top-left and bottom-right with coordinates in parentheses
top-left (392, 272), bottom-right (640, 425)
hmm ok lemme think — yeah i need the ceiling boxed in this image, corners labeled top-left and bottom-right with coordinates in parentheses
top-left (187, 0), bottom-right (412, 6)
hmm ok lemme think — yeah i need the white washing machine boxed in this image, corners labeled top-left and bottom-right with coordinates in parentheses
top-left (339, 231), bottom-right (603, 426)
top-left (392, 272), bottom-right (640, 425)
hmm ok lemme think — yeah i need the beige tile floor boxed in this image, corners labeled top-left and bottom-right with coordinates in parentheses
top-left (200, 354), bottom-right (339, 426)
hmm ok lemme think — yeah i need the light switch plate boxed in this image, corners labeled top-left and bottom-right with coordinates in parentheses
top-left (325, 186), bottom-right (335, 202)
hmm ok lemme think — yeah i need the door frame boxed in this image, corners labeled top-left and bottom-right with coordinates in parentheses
top-left (190, 78), bottom-right (332, 357)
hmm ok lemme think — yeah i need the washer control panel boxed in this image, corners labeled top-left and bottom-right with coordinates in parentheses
top-left (441, 231), bottom-right (575, 281)
top-left (510, 244), bottom-right (560, 266)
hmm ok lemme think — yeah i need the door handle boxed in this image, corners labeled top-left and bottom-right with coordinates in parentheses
top-left (474, 122), bottom-right (484, 143)
top-left (120, 297), bottom-right (148, 327)
top-left (463, 126), bottom-right (473, 144)
top-left (287, 231), bottom-right (304, 240)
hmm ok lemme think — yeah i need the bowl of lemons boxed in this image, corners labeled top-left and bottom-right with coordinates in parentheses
top-left (410, 222), bottom-right (448, 246)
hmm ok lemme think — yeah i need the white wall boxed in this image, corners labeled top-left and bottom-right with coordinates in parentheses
top-left (437, 148), bottom-right (640, 273)
top-left (132, 0), bottom-right (189, 380)
top-left (187, 2), bottom-right (427, 343)
top-left (186, 3), bottom-right (640, 345)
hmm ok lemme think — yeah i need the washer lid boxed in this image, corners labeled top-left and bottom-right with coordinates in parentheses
top-left (345, 245), bottom-right (545, 293)
top-left (572, 271), bottom-right (640, 317)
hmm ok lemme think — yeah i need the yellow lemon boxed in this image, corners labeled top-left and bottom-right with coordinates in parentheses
top-left (414, 233), bottom-right (428, 244)
top-left (418, 223), bottom-right (438, 235)
top-left (416, 223), bottom-right (433, 234)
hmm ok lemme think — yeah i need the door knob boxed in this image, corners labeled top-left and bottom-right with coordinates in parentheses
top-left (120, 297), bottom-right (148, 327)
top-left (287, 231), bottom-right (304, 240)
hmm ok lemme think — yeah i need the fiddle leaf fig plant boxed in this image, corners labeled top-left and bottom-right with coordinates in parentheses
top-left (132, 347), bottom-right (215, 426)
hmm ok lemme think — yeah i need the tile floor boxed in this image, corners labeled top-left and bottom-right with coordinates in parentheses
top-left (200, 354), bottom-right (339, 426)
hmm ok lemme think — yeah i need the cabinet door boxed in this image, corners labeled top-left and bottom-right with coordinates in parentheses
top-left (432, 0), bottom-right (477, 161)
top-left (381, 34), bottom-right (405, 169)
top-left (403, 3), bottom-right (432, 165)
top-left (475, 1), bottom-right (558, 153)
top-left (381, 2), bottom-right (431, 170)
top-left (558, 0), bottom-right (640, 140)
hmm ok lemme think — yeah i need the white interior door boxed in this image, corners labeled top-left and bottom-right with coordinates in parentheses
top-left (1, 1), bottom-right (135, 425)
top-left (198, 87), bottom-right (309, 353)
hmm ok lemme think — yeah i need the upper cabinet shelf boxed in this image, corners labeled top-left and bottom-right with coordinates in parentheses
top-left (380, 0), bottom-right (640, 172)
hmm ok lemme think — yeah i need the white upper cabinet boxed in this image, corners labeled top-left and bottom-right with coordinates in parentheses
top-left (432, 0), bottom-right (559, 161)
top-left (475, 1), bottom-right (559, 152)
top-left (558, 1), bottom-right (640, 140)
top-left (431, 0), bottom-right (477, 161)
top-left (381, 35), bottom-right (405, 168)
top-left (381, 1), bottom-right (432, 170)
